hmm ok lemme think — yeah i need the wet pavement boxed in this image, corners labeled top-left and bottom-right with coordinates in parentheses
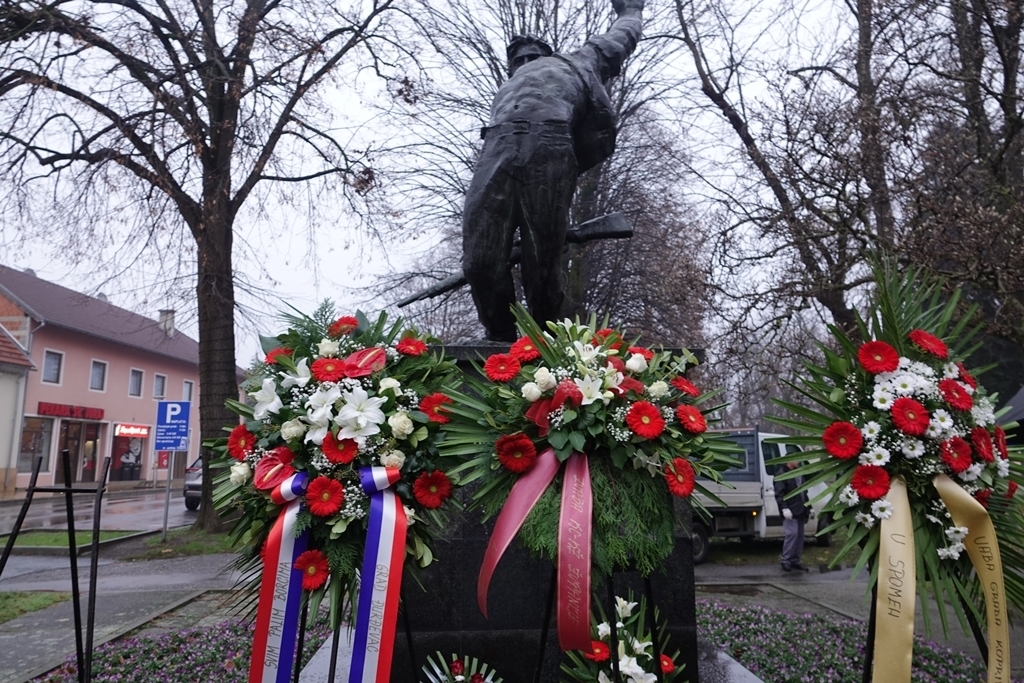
top-left (0, 490), bottom-right (198, 536)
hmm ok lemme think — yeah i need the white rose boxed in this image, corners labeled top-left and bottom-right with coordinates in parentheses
top-left (647, 380), bottom-right (668, 398)
top-left (388, 412), bottom-right (415, 439)
top-left (317, 338), bottom-right (340, 357)
top-left (380, 450), bottom-right (406, 469)
top-left (379, 377), bottom-right (401, 392)
top-left (280, 418), bottom-right (307, 441)
top-left (534, 367), bottom-right (557, 391)
top-left (521, 382), bottom-right (543, 402)
top-left (229, 461), bottom-right (251, 485)
top-left (625, 353), bottom-right (648, 373)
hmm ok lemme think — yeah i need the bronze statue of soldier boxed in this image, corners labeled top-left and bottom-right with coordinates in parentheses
top-left (461, 0), bottom-right (644, 341)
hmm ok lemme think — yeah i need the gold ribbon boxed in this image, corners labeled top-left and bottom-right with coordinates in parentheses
top-left (933, 474), bottom-right (1011, 683)
top-left (873, 476), bottom-right (916, 683)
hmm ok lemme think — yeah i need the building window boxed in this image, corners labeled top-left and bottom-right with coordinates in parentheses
top-left (42, 350), bottom-right (63, 384)
top-left (183, 380), bottom-right (194, 402)
top-left (90, 360), bottom-right (107, 391)
top-left (18, 417), bottom-right (54, 472)
top-left (153, 373), bottom-right (167, 399)
top-left (129, 368), bottom-right (144, 397)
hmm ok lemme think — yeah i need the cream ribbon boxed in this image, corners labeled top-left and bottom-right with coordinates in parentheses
top-left (873, 476), bottom-right (916, 683)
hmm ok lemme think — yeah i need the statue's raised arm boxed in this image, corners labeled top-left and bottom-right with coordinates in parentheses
top-left (580, 0), bottom-right (645, 82)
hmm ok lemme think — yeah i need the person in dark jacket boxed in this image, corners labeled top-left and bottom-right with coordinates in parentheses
top-left (461, 0), bottom-right (643, 341)
top-left (775, 460), bottom-right (810, 572)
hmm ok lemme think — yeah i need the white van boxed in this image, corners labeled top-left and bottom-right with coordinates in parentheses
top-left (691, 428), bottom-right (830, 563)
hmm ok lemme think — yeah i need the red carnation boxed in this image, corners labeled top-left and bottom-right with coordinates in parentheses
top-left (395, 336), bottom-right (428, 356)
top-left (312, 357), bottom-right (346, 383)
top-left (484, 353), bottom-right (521, 382)
top-left (413, 470), bottom-right (452, 509)
top-left (671, 376), bottom-right (700, 397)
top-left (593, 328), bottom-right (622, 350)
top-left (908, 329), bottom-right (949, 359)
top-left (660, 654), bottom-right (676, 674)
top-left (976, 489), bottom-right (992, 508)
top-left (294, 549), bottom-right (330, 590)
top-left (995, 426), bottom-right (1009, 459)
top-left (822, 422), bottom-right (863, 459)
top-left (606, 356), bottom-right (626, 373)
top-left (857, 340), bottom-right (900, 374)
top-left (665, 458), bottom-right (695, 498)
top-left (851, 465), bottom-right (891, 500)
top-left (343, 347), bottom-right (387, 378)
top-left (971, 427), bottom-right (995, 463)
top-left (265, 347), bottom-right (292, 365)
top-left (495, 434), bottom-right (538, 473)
top-left (419, 393), bottom-right (453, 424)
top-left (626, 401), bottom-right (666, 439)
top-left (470, 675), bottom-right (484, 683)
top-left (956, 362), bottom-right (978, 389)
top-left (227, 424), bottom-right (256, 461)
top-left (450, 660), bottom-right (464, 676)
top-left (891, 397), bottom-right (930, 436)
top-left (509, 336), bottom-right (541, 362)
top-left (552, 379), bottom-right (584, 409)
top-left (253, 446), bottom-right (296, 491)
top-left (1007, 481), bottom-right (1018, 499)
top-left (628, 345), bottom-right (654, 361)
top-left (940, 437), bottom-right (973, 473)
top-left (939, 378), bottom-right (973, 411)
top-left (525, 397), bottom-right (554, 437)
top-left (322, 432), bottom-right (358, 464)
top-left (585, 640), bottom-right (610, 662)
top-left (306, 476), bottom-right (345, 517)
top-left (328, 316), bottom-right (359, 337)
top-left (676, 405), bottom-right (707, 434)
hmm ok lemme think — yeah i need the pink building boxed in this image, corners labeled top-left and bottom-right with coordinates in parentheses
top-left (0, 266), bottom-right (202, 494)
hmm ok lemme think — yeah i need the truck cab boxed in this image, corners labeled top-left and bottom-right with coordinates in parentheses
top-left (691, 428), bottom-right (829, 563)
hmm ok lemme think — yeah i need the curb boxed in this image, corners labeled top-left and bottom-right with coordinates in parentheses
top-left (1, 528), bottom-right (190, 557)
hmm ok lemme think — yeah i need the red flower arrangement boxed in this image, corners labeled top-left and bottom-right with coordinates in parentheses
top-left (311, 357), bottom-right (346, 383)
top-left (670, 376), bottom-right (700, 397)
top-left (822, 422), bottom-right (863, 459)
top-left (495, 434), bottom-right (538, 473)
top-left (593, 328), bottom-right (622, 350)
top-left (956, 362), bottom-right (978, 389)
top-left (908, 329), bottom-right (949, 359)
top-left (660, 654), bottom-right (675, 673)
top-left (940, 437), bottom-right (972, 473)
top-left (995, 427), bottom-right (1009, 459)
top-left (450, 660), bottom-right (464, 676)
top-left (665, 458), bottom-right (695, 498)
top-left (675, 405), bottom-right (707, 434)
top-left (413, 470), bottom-right (453, 509)
top-left (484, 353), bottom-right (521, 382)
top-left (306, 476), bottom-right (345, 517)
top-left (510, 336), bottom-right (541, 361)
top-left (553, 379), bottom-right (585, 409)
top-left (626, 401), bottom-right (666, 439)
top-left (972, 427), bottom-right (995, 463)
top-left (227, 424), bottom-right (256, 461)
top-left (343, 347), bottom-right (387, 378)
top-left (851, 465), bottom-right (891, 500)
top-left (327, 316), bottom-right (359, 337)
top-left (321, 433), bottom-right (358, 464)
top-left (395, 337), bottom-right (428, 356)
top-left (294, 549), bottom-right (330, 590)
top-left (419, 393), bottom-right (453, 424)
top-left (585, 640), bottom-right (610, 662)
top-left (939, 378), bottom-right (973, 411)
top-left (265, 347), bottom-right (292, 364)
top-left (975, 488), bottom-right (992, 508)
top-left (891, 397), bottom-right (930, 436)
top-left (253, 446), bottom-right (296, 491)
top-left (857, 340), bottom-right (900, 374)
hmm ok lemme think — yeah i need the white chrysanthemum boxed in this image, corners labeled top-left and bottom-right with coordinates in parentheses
top-left (872, 386), bottom-right (894, 410)
top-left (871, 499), bottom-right (894, 519)
top-left (647, 380), bottom-right (669, 399)
top-left (959, 462), bottom-right (984, 482)
top-left (901, 438), bottom-right (925, 459)
top-left (997, 458), bottom-right (1010, 478)
top-left (972, 398), bottom-right (996, 426)
top-left (861, 421), bottom-right (882, 441)
top-left (942, 362), bottom-right (959, 379)
top-left (889, 374), bottom-right (922, 395)
top-left (860, 446), bottom-right (891, 467)
top-left (963, 383), bottom-right (976, 396)
top-left (856, 512), bottom-right (876, 529)
top-left (925, 422), bottom-right (943, 439)
top-left (930, 409), bottom-right (954, 432)
top-left (898, 356), bottom-right (913, 369)
top-left (945, 526), bottom-right (969, 542)
top-left (909, 361), bottom-right (935, 377)
top-left (839, 485), bottom-right (860, 506)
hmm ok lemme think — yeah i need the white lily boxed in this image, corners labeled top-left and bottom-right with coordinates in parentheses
top-left (619, 656), bottom-right (656, 683)
top-left (597, 622), bottom-right (611, 639)
top-left (281, 357), bottom-right (312, 389)
top-left (250, 378), bottom-right (283, 419)
top-left (615, 596), bottom-right (638, 619)
top-left (572, 340), bottom-right (601, 364)
top-left (306, 384), bottom-right (342, 413)
top-left (303, 405), bottom-right (333, 445)
top-left (575, 375), bottom-right (606, 406)
top-left (335, 386), bottom-right (387, 439)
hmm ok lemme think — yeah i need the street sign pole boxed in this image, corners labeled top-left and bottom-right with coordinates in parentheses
top-left (155, 401), bottom-right (191, 544)
top-left (162, 451), bottom-right (174, 542)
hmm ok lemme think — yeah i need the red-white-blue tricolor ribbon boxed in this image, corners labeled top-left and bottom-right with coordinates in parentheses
top-left (250, 472), bottom-right (309, 683)
top-left (349, 466), bottom-right (407, 683)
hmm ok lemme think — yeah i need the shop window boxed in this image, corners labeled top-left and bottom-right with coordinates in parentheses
top-left (183, 379), bottom-right (194, 402)
top-left (42, 350), bottom-right (63, 384)
top-left (18, 417), bottom-right (53, 472)
top-left (154, 373), bottom-right (167, 399)
top-left (129, 368), bottom-right (144, 397)
top-left (90, 360), bottom-right (107, 391)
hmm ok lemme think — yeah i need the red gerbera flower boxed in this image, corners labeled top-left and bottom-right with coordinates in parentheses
top-left (227, 424), bottom-right (256, 461)
top-left (321, 432), bottom-right (358, 464)
top-left (593, 328), bottom-right (622, 350)
top-left (628, 346), bottom-right (654, 361)
top-left (976, 489), bottom-right (992, 508)
top-left (509, 336), bottom-right (541, 362)
top-left (413, 470), bottom-right (452, 509)
top-left (1007, 481), bottom-right (1019, 499)
top-left (940, 437), bottom-right (973, 473)
top-left (450, 660), bottom-right (464, 676)
top-left (995, 426), bottom-right (1009, 459)
top-left (395, 336), bottom-right (428, 356)
top-left (671, 376), bottom-right (701, 397)
top-left (264, 347), bottom-right (292, 365)
top-left (675, 405), bottom-right (707, 434)
top-left (939, 378), bottom-right (973, 411)
top-left (419, 392), bottom-right (453, 424)
top-left (665, 458), bottom-right (695, 498)
top-left (328, 316), bottom-right (359, 337)
top-left (857, 340), bottom-right (900, 374)
top-left (495, 434), bottom-right (538, 473)
top-left (294, 549), bottom-right (330, 590)
top-left (484, 353), bottom-right (521, 382)
top-left (306, 476), bottom-right (345, 517)
top-left (660, 654), bottom-right (676, 673)
top-left (585, 640), bottom-right (610, 662)
top-left (851, 465), bottom-right (891, 500)
top-left (971, 427), bottom-right (995, 463)
top-left (891, 397), bottom-right (930, 436)
top-left (908, 329), bottom-right (949, 359)
top-left (956, 362), bottom-right (978, 389)
top-left (626, 401), bottom-right (666, 439)
top-left (312, 357), bottom-right (346, 383)
top-left (822, 422), bottom-right (863, 459)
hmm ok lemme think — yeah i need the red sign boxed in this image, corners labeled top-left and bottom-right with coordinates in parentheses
top-left (114, 423), bottom-right (150, 437)
top-left (157, 451), bottom-right (169, 469)
top-left (37, 402), bottom-right (105, 420)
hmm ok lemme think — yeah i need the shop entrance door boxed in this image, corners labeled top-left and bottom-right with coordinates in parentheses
top-left (54, 421), bottom-right (82, 485)
top-left (80, 423), bottom-right (101, 483)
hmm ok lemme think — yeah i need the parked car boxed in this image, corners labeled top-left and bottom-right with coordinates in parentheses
top-left (184, 457), bottom-right (202, 510)
top-left (691, 428), bottom-right (830, 563)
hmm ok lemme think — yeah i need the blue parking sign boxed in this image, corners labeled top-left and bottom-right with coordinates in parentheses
top-left (155, 401), bottom-right (191, 451)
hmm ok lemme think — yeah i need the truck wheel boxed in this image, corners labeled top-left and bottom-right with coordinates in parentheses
top-left (691, 522), bottom-right (710, 564)
top-left (185, 498), bottom-right (200, 511)
top-left (816, 513), bottom-right (832, 547)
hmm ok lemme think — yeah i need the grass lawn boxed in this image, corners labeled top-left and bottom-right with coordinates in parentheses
top-left (2, 530), bottom-right (134, 547)
top-left (0, 592), bottom-right (71, 624)
top-left (705, 525), bottom-right (852, 567)
top-left (123, 527), bottom-right (236, 560)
